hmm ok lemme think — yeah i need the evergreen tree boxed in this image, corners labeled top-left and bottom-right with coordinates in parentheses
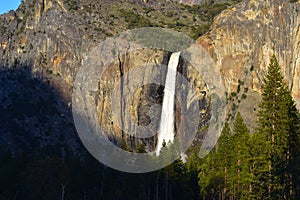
top-left (186, 144), bottom-right (201, 200)
top-left (284, 89), bottom-right (300, 199)
top-left (198, 148), bottom-right (222, 199)
top-left (256, 55), bottom-right (300, 199)
top-left (231, 112), bottom-right (251, 199)
top-left (136, 142), bottom-right (146, 153)
top-left (214, 122), bottom-right (233, 199)
top-left (198, 113), bottom-right (252, 199)
top-left (249, 132), bottom-right (271, 199)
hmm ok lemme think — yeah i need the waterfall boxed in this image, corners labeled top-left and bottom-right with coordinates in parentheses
top-left (156, 52), bottom-right (181, 155)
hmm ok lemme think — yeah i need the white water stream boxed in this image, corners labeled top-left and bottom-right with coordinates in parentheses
top-left (156, 52), bottom-right (181, 155)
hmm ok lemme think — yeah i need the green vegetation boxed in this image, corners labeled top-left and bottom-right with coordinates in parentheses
top-left (190, 23), bottom-right (211, 40)
top-left (197, 55), bottom-right (300, 199)
top-left (119, 9), bottom-right (153, 29)
top-left (255, 55), bottom-right (300, 199)
top-left (67, 0), bottom-right (242, 40)
top-left (199, 113), bottom-right (251, 199)
top-left (0, 25), bottom-right (6, 35)
top-left (67, 0), bottom-right (79, 10)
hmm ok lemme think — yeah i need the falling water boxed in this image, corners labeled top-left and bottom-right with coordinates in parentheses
top-left (156, 52), bottom-right (181, 155)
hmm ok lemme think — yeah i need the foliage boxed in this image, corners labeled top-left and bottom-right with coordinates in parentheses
top-left (190, 24), bottom-right (211, 40)
top-left (0, 26), bottom-right (6, 35)
top-left (198, 55), bottom-right (300, 199)
top-left (119, 9), bottom-right (152, 29)
top-left (256, 55), bottom-right (300, 199)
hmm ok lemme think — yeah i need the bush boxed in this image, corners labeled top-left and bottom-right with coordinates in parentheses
top-left (119, 9), bottom-right (152, 29)
top-left (232, 103), bottom-right (237, 111)
top-left (231, 92), bottom-right (237, 97)
top-left (0, 26), bottom-right (6, 35)
top-left (190, 23), bottom-right (210, 40)
top-left (241, 94), bottom-right (247, 99)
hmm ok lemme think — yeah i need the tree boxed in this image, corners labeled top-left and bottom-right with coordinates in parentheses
top-left (231, 112), bottom-right (251, 199)
top-left (256, 55), bottom-right (300, 199)
top-left (198, 148), bottom-right (222, 199)
top-left (249, 132), bottom-right (270, 199)
top-left (186, 144), bottom-right (202, 200)
top-left (198, 122), bottom-right (235, 199)
top-left (214, 122), bottom-right (233, 199)
top-left (198, 113), bottom-right (252, 199)
top-left (23, 157), bottom-right (69, 200)
top-left (136, 142), bottom-right (146, 153)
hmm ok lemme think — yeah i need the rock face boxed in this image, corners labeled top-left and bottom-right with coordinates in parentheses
top-left (0, 0), bottom-right (219, 152)
top-left (95, 49), bottom-right (170, 150)
top-left (1, 0), bottom-right (299, 152)
top-left (73, 46), bottom-right (210, 150)
top-left (0, 0), bottom-right (216, 98)
top-left (199, 0), bottom-right (300, 128)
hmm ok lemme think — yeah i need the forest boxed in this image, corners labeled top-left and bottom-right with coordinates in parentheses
top-left (0, 56), bottom-right (299, 200)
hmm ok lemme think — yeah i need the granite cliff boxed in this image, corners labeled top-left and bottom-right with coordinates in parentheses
top-left (199, 0), bottom-right (300, 128)
top-left (0, 0), bottom-right (239, 99)
top-left (0, 0), bottom-right (299, 153)
top-left (0, 0), bottom-right (238, 152)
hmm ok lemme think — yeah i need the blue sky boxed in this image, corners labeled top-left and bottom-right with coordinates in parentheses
top-left (0, 0), bottom-right (22, 14)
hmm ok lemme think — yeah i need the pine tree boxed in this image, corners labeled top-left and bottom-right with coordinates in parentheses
top-left (214, 122), bottom-right (233, 199)
top-left (136, 142), bottom-right (146, 153)
top-left (120, 138), bottom-right (130, 151)
top-left (283, 82), bottom-right (300, 199)
top-left (186, 144), bottom-right (201, 200)
top-left (198, 148), bottom-right (222, 199)
top-left (249, 132), bottom-right (270, 199)
top-left (231, 112), bottom-right (251, 199)
top-left (256, 55), bottom-right (300, 199)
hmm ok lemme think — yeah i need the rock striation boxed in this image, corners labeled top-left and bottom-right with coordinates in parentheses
top-left (199, 0), bottom-right (300, 128)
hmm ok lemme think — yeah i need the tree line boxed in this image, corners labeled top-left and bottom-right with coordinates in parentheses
top-left (197, 55), bottom-right (300, 199)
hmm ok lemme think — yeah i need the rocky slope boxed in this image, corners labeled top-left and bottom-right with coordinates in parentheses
top-left (1, 0), bottom-right (299, 153)
top-left (171, 0), bottom-right (241, 5)
top-left (0, 0), bottom-right (239, 98)
top-left (0, 0), bottom-right (240, 153)
top-left (199, 0), bottom-right (300, 128)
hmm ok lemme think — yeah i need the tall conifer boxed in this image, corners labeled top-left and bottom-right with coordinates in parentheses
top-left (256, 55), bottom-right (300, 199)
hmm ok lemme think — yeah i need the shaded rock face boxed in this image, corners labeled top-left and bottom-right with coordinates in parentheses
top-left (0, 0), bottom-right (215, 151)
top-left (0, 67), bottom-right (81, 156)
top-left (0, 0), bottom-right (85, 102)
top-left (77, 48), bottom-right (209, 150)
top-left (94, 49), bottom-right (169, 150)
top-left (199, 0), bottom-right (300, 128)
